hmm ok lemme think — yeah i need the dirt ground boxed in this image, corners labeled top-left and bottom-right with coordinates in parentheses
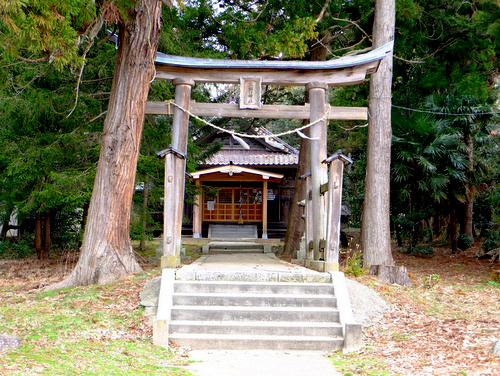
top-left (356, 246), bottom-right (500, 376)
top-left (0, 245), bottom-right (499, 375)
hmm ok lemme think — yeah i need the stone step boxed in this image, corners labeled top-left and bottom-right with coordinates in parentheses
top-left (208, 242), bottom-right (264, 250)
top-left (169, 320), bottom-right (344, 337)
top-left (208, 224), bottom-right (258, 239)
top-left (209, 248), bottom-right (264, 254)
top-left (169, 333), bottom-right (344, 351)
top-left (171, 306), bottom-right (340, 322)
top-left (174, 281), bottom-right (335, 294)
top-left (173, 292), bottom-right (337, 308)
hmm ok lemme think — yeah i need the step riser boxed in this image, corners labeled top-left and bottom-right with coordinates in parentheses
top-left (209, 232), bottom-right (257, 236)
top-left (209, 250), bottom-right (264, 254)
top-left (209, 244), bottom-right (263, 248)
top-left (173, 295), bottom-right (337, 308)
top-left (209, 225), bottom-right (258, 239)
top-left (171, 309), bottom-right (340, 322)
top-left (174, 283), bottom-right (335, 295)
top-left (169, 338), bottom-right (344, 351)
top-left (169, 324), bottom-right (343, 337)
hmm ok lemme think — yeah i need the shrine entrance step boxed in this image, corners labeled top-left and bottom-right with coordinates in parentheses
top-left (202, 242), bottom-right (270, 254)
top-left (167, 280), bottom-right (344, 351)
top-left (208, 224), bottom-right (258, 239)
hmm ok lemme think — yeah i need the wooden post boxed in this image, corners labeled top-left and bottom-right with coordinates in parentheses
top-left (262, 180), bottom-right (268, 239)
top-left (193, 180), bottom-right (202, 238)
top-left (171, 79), bottom-right (194, 152)
top-left (161, 148), bottom-right (186, 268)
top-left (305, 174), bottom-right (314, 263)
top-left (306, 82), bottom-right (328, 262)
top-left (324, 152), bottom-right (352, 272)
top-left (162, 79), bottom-right (194, 268)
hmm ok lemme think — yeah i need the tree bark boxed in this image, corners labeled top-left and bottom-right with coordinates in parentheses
top-left (49, 0), bottom-right (162, 289)
top-left (35, 211), bottom-right (50, 259)
top-left (282, 131), bottom-right (310, 257)
top-left (463, 134), bottom-right (474, 240)
top-left (140, 176), bottom-right (150, 251)
top-left (369, 265), bottom-right (412, 286)
top-left (35, 212), bottom-right (43, 259)
top-left (43, 210), bottom-right (51, 257)
top-left (450, 206), bottom-right (458, 254)
top-left (78, 202), bottom-right (90, 248)
top-left (361, 0), bottom-right (395, 268)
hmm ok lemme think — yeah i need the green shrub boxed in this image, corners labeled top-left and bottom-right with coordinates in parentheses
top-left (399, 245), bottom-right (434, 257)
top-left (343, 250), bottom-right (367, 277)
top-left (483, 229), bottom-right (499, 252)
top-left (457, 234), bottom-right (472, 251)
top-left (0, 237), bottom-right (36, 259)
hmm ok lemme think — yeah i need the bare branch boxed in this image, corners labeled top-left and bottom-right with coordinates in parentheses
top-left (17, 55), bottom-right (50, 63)
top-left (332, 37), bottom-right (368, 56)
top-left (89, 111), bottom-right (108, 123)
top-left (66, 13), bottom-right (106, 118)
top-left (393, 54), bottom-right (424, 64)
top-left (329, 17), bottom-right (372, 43)
top-left (13, 64), bottom-right (51, 96)
top-left (65, 62), bottom-right (86, 118)
top-left (316, 0), bottom-right (331, 23)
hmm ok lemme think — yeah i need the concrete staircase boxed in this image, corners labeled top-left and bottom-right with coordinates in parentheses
top-left (166, 280), bottom-right (344, 350)
top-left (208, 224), bottom-right (258, 239)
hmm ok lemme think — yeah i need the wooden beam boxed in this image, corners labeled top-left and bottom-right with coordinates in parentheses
top-left (155, 62), bottom-right (379, 86)
top-left (146, 101), bottom-right (368, 121)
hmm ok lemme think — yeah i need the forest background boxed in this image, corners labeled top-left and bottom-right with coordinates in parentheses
top-left (0, 0), bottom-right (499, 265)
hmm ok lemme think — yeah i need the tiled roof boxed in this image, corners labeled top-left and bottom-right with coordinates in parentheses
top-left (203, 149), bottom-right (299, 166)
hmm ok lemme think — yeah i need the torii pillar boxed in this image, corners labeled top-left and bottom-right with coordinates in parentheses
top-left (159, 79), bottom-right (194, 268)
top-left (306, 82), bottom-right (328, 266)
top-left (324, 151), bottom-right (353, 272)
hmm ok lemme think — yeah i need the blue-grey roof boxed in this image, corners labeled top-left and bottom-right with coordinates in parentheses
top-left (154, 42), bottom-right (393, 70)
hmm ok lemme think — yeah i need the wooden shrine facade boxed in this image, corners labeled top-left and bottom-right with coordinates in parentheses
top-left (184, 127), bottom-right (299, 238)
top-left (191, 164), bottom-right (285, 239)
top-left (148, 42), bottom-right (392, 270)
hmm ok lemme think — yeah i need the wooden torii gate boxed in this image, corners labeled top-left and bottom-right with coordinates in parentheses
top-left (147, 43), bottom-right (393, 271)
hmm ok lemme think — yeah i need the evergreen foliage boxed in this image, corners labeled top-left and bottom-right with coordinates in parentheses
top-left (0, 0), bottom-right (498, 260)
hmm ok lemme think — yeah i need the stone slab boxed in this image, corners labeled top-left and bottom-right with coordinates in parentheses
top-left (0, 334), bottom-right (21, 352)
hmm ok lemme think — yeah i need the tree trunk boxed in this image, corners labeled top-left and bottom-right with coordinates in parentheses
top-left (369, 265), bottom-right (412, 286)
top-left (79, 202), bottom-right (90, 248)
top-left (361, 0), bottom-right (395, 268)
top-left (35, 211), bottom-right (50, 259)
top-left (49, 0), bottom-right (162, 289)
top-left (43, 210), bottom-right (51, 258)
top-left (463, 134), bottom-right (474, 239)
top-left (282, 131), bottom-right (310, 257)
top-left (35, 212), bottom-right (43, 259)
top-left (139, 176), bottom-right (150, 251)
top-left (450, 207), bottom-right (458, 254)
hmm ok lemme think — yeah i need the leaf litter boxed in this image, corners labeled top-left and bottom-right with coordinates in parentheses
top-left (0, 246), bottom-right (499, 375)
top-left (353, 246), bottom-right (500, 375)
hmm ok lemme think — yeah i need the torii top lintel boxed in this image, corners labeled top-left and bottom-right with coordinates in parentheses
top-left (154, 42), bottom-right (393, 87)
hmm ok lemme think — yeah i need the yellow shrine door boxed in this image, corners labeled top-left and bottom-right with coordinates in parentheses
top-left (203, 187), bottom-right (263, 222)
